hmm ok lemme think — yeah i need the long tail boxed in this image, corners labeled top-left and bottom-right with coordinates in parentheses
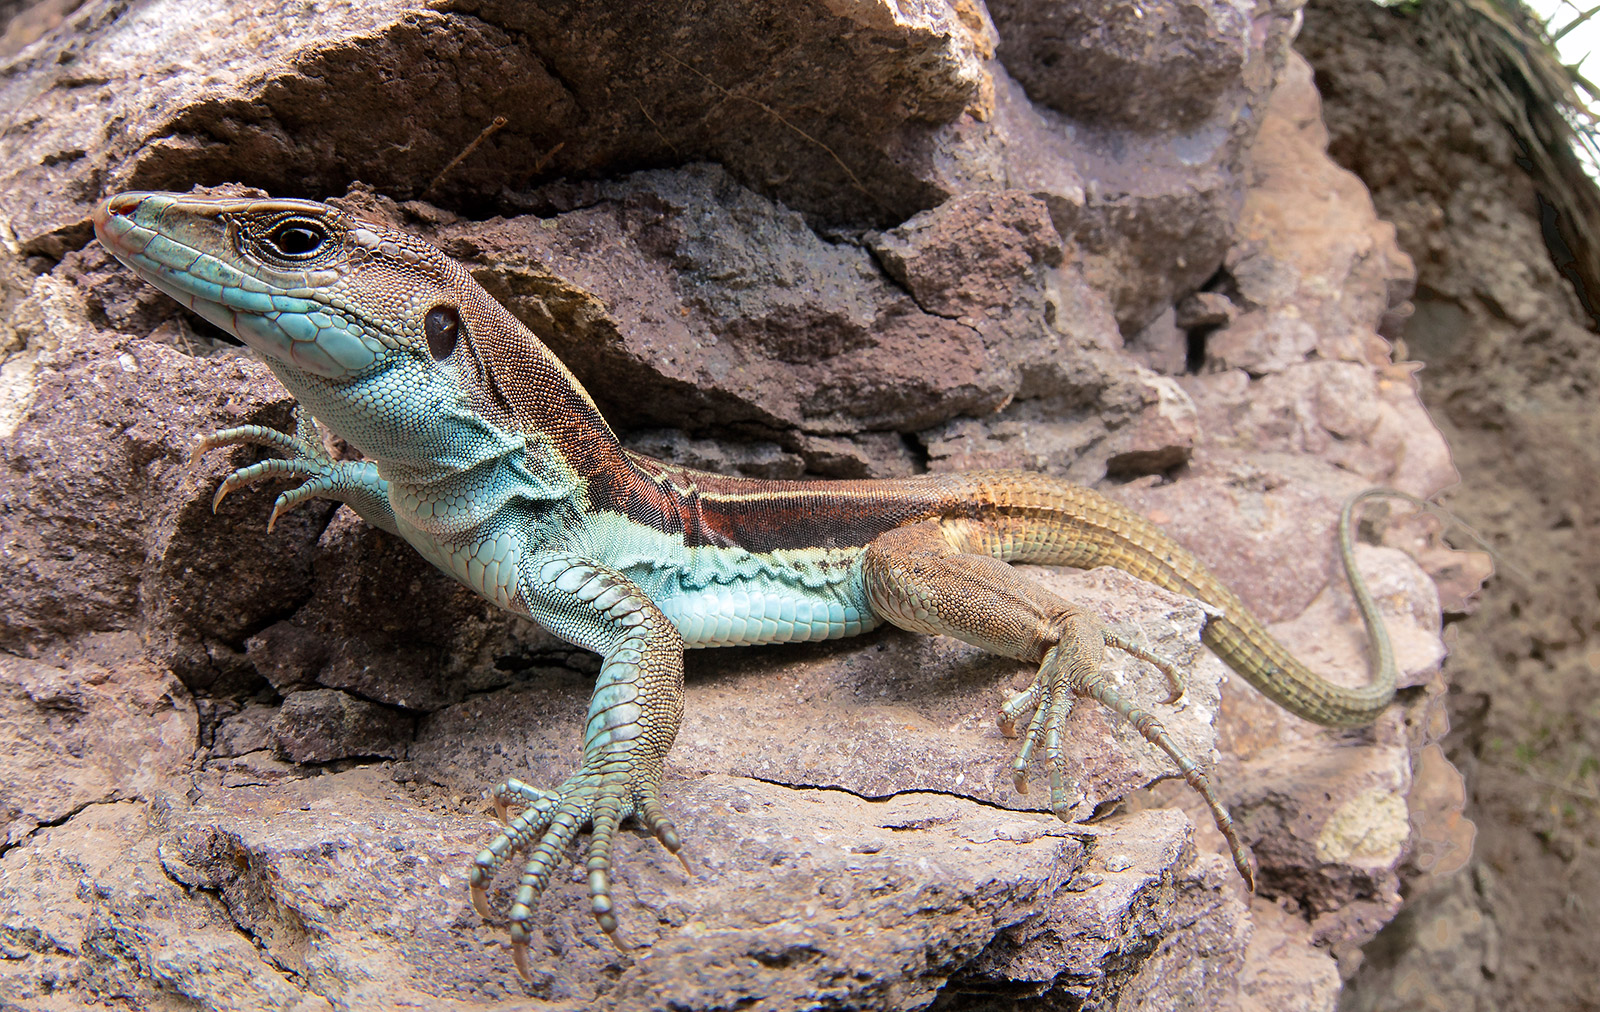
top-left (960, 473), bottom-right (1397, 726)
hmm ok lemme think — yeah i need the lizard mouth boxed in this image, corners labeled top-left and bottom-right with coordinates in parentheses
top-left (92, 191), bottom-right (380, 379)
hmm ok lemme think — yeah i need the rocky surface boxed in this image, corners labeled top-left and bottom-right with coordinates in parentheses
top-left (1300, 3), bottom-right (1600, 1009)
top-left (0, 1), bottom-right (1472, 1009)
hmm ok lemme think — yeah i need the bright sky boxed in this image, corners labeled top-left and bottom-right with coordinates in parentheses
top-left (1527, 0), bottom-right (1600, 68)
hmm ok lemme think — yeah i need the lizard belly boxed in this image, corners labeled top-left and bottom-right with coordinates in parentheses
top-left (391, 507), bottom-right (879, 649)
top-left (581, 512), bottom-right (878, 648)
top-left (656, 574), bottom-right (879, 648)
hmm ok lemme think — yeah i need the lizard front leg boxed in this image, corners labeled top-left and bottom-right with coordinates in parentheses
top-left (192, 405), bottom-right (399, 534)
top-left (469, 553), bottom-right (686, 978)
top-left (861, 519), bottom-right (1253, 889)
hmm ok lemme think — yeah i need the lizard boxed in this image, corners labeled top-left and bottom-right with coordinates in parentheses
top-left (91, 190), bottom-right (1397, 978)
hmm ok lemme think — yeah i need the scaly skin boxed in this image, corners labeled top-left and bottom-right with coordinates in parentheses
top-left (93, 191), bottom-right (1397, 977)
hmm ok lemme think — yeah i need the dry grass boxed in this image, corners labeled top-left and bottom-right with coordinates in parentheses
top-left (1424, 0), bottom-right (1600, 323)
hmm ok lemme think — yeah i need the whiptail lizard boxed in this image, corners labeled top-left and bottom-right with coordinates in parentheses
top-left (93, 191), bottom-right (1396, 978)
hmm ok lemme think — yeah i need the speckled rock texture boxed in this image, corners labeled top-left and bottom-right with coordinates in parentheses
top-left (0, 1), bottom-right (1474, 1009)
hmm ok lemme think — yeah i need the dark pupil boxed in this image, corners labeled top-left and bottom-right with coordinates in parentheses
top-left (424, 306), bottom-right (459, 360)
top-left (270, 224), bottom-right (323, 256)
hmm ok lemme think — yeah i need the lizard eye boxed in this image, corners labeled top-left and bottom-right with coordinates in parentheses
top-left (424, 305), bottom-right (459, 360)
top-left (263, 220), bottom-right (327, 258)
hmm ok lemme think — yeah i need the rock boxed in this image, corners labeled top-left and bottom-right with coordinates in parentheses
top-left (1302, 4), bottom-right (1600, 1007)
top-left (989, 0), bottom-right (1255, 132)
top-left (0, 2), bottom-right (1480, 1009)
top-left (0, 800), bottom-right (317, 1012)
top-left (868, 189), bottom-right (1063, 318)
top-left (0, 648), bottom-right (196, 846)
top-left (0, 766), bottom-right (1239, 1011)
top-left (946, 809), bottom-right (1249, 1007)
top-left (212, 702), bottom-right (278, 758)
top-left (983, 0), bottom-right (1299, 330)
top-left (246, 510), bottom-right (555, 713)
top-left (1237, 899), bottom-right (1343, 1012)
top-left (1403, 743), bottom-right (1476, 891)
top-left (0, 0), bottom-right (996, 249)
top-left (623, 429), bottom-right (806, 481)
top-left (0, 276), bottom-right (328, 691)
top-left (1199, 53), bottom-right (1415, 372)
top-left (1177, 291), bottom-right (1241, 331)
top-left (1127, 306), bottom-right (1190, 376)
top-left (269, 689), bottom-right (412, 763)
top-left (1333, 868), bottom-right (1499, 1012)
top-left (1101, 374), bottom-right (1201, 476)
top-left (439, 167), bottom-right (1034, 441)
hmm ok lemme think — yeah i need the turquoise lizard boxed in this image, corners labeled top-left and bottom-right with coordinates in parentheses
top-left (93, 191), bottom-right (1396, 977)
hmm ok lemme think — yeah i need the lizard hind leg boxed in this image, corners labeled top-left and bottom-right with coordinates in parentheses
top-left (861, 519), bottom-right (1253, 888)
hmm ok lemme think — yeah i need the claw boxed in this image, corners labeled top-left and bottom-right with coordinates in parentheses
top-left (489, 778), bottom-right (560, 825)
top-left (191, 420), bottom-right (337, 528)
top-left (191, 421), bottom-right (321, 467)
top-left (207, 458), bottom-right (316, 514)
top-left (470, 764), bottom-right (689, 975)
top-left (1003, 671), bottom-right (1056, 797)
top-left (998, 679), bottom-right (1042, 737)
top-left (470, 877), bottom-right (495, 919)
top-left (511, 928), bottom-right (535, 981)
top-left (188, 419), bottom-right (396, 537)
top-left (267, 479), bottom-right (332, 532)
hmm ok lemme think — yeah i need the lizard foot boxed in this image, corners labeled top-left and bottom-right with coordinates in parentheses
top-left (191, 406), bottom-right (394, 532)
top-left (469, 763), bottom-right (685, 979)
top-left (999, 625), bottom-right (1254, 890)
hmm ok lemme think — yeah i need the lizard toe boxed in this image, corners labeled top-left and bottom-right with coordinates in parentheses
top-left (472, 762), bottom-right (685, 977)
top-left (999, 645), bottom-right (1080, 813)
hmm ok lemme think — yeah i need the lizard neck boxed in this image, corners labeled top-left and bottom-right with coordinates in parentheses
top-left (268, 286), bottom-right (640, 540)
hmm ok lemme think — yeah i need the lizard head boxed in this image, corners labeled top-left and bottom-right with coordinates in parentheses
top-left (91, 190), bottom-right (614, 479)
top-left (93, 191), bottom-right (475, 382)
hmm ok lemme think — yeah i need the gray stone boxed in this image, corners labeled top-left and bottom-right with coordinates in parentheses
top-left (990, 0), bottom-right (1255, 132)
top-left (269, 689), bottom-right (412, 763)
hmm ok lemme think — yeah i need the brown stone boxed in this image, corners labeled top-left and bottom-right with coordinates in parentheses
top-left (0, 3), bottom-right (1480, 1008)
top-left (269, 689), bottom-right (412, 763)
top-left (0, 648), bottom-right (196, 846)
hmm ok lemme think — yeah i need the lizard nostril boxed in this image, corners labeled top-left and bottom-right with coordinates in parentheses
top-left (424, 305), bottom-right (459, 361)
